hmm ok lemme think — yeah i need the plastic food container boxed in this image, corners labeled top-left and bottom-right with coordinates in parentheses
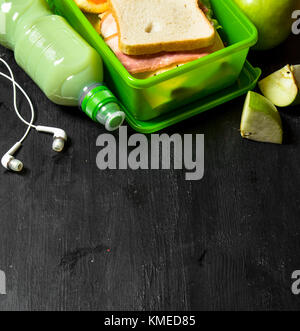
top-left (48, 0), bottom-right (258, 123)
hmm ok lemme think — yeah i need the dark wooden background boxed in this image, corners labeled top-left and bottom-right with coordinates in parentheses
top-left (0, 32), bottom-right (300, 311)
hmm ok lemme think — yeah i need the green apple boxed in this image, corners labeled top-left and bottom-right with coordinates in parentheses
top-left (240, 91), bottom-right (283, 144)
top-left (259, 65), bottom-right (300, 107)
top-left (234, 0), bottom-right (297, 50)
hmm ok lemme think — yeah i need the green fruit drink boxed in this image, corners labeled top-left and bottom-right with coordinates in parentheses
top-left (0, 0), bottom-right (125, 131)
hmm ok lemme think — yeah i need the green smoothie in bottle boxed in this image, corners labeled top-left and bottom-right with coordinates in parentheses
top-left (0, 0), bottom-right (125, 131)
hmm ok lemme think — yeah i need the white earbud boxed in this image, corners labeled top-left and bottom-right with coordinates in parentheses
top-left (1, 142), bottom-right (23, 172)
top-left (36, 126), bottom-right (67, 152)
top-left (0, 57), bottom-right (68, 172)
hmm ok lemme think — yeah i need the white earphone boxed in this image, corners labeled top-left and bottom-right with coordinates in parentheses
top-left (0, 57), bottom-right (68, 172)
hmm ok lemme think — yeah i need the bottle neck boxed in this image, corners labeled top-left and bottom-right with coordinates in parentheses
top-left (79, 84), bottom-right (125, 131)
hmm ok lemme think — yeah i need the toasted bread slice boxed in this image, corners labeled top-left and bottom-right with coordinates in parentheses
top-left (108, 0), bottom-right (215, 56)
top-left (74, 0), bottom-right (108, 14)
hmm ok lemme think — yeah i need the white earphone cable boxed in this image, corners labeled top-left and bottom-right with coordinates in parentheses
top-left (0, 58), bottom-right (67, 172)
top-left (0, 58), bottom-right (37, 144)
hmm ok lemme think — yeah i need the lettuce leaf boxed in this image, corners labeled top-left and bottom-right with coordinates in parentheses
top-left (198, 0), bottom-right (222, 30)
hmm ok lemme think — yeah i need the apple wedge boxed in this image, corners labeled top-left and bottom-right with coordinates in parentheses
top-left (292, 65), bottom-right (300, 88)
top-left (258, 65), bottom-right (300, 107)
top-left (240, 91), bottom-right (283, 144)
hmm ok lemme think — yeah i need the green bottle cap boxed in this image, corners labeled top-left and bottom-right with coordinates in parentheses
top-left (79, 84), bottom-right (125, 131)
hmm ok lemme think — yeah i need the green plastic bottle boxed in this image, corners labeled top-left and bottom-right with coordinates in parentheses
top-left (0, 0), bottom-right (125, 131)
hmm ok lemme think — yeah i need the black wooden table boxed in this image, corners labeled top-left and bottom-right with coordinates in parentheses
top-left (0, 33), bottom-right (300, 311)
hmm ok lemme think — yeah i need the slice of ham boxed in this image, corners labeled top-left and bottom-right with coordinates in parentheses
top-left (101, 13), bottom-right (224, 75)
top-left (100, 12), bottom-right (118, 39)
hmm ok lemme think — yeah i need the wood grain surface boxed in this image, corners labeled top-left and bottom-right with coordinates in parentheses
top-left (0, 33), bottom-right (300, 311)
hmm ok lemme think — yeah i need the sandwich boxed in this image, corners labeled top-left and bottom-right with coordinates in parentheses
top-left (78, 0), bottom-right (224, 78)
top-left (109, 0), bottom-right (216, 55)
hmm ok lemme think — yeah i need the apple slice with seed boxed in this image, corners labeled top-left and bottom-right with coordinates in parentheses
top-left (258, 65), bottom-right (300, 107)
top-left (240, 91), bottom-right (283, 144)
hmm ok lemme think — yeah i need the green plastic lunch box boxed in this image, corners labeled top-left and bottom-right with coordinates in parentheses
top-left (48, 0), bottom-right (260, 133)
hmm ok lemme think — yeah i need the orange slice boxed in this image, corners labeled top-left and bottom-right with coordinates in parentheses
top-left (74, 0), bottom-right (109, 14)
